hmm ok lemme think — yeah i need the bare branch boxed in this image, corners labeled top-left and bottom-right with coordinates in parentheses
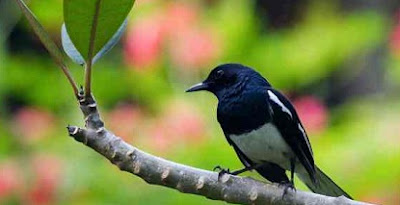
top-left (66, 94), bottom-right (375, 205)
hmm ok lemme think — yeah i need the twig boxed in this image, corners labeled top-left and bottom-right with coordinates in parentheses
top-left (67, 94), bottom-right (375, 205)
top-left (84, 0), bottom-right (101, 97)
top-left (14, 0), bottom-right (79, 97)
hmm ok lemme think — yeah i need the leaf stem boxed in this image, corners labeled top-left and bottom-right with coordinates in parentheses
top-left (84, 0), bottom-right (102, 97)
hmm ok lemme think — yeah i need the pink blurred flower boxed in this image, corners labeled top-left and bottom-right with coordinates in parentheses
top-left (13, 107), bottom-right (55, 142)
top-left (163, 100), bottom-right (206, 140)
top-left (107, 104), bottom-right (143, 142)
top-left (292, 96), bottom-right (328, 135)
top-left (163, 3), bottom-right (220, 70)
top-left (149, 127), bottom-right (171, 154)
top-left (124, 2), bottom-right (220, 71)
top-left (27, 155), bottom-right (63, 205)
top-left (163, 2), bottom-right (199, 35)
top-left (124, 14), bottom-right (164, 69)
top-left (148, 100), bottom-right (205, 153)
top-left (169, 28), bottom-right (220, 70)
top-left (390, 10), bottom-right (400, 55)
top-left (0, 161), bottom-right (22, 198)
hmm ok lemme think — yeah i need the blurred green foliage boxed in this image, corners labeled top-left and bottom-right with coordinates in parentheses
top-left (0, 0), bottom-right (399, 204)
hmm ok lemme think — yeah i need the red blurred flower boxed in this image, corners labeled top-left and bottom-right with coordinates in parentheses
top-left (292, 96), bottom-right (328, 135)
top-left (169, 28), bottom-right (220, 70)
top-left (163, 2), bottom-right (199, 35)
top-left (148, 100), bottom-right (205, 153)
top-left (163, 100), bottom-right (205, 140)
top-left (163, 3), bottom-right (219, 70)
top-left (124, 2), bottom-right (220, 71)
top-left (107, 104), bottom-right (144, 142)
top-left (124, 14), bottom-right (164, 69)
top-left (26, 155), bottom-right (63, 205)
top-left (13, 107), bottom-right (55, 142)
top-left (149, 127), bottom-right (171, 154)
top-left (0, 161), bottom-right (22, 198)
top-left (390, 9), bottom-right (400, 55)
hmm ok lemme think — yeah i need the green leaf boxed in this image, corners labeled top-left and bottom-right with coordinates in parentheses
top-left (61, 23), bottom-right (85, 65)
top-left (61, 19), bottom-right (127, 65)
top-left (92, 19), bottom-right (127, 63)
top-left (14, 0), bottom-right (66, 68)
top-left (64, 0), bottom-right (134, 62)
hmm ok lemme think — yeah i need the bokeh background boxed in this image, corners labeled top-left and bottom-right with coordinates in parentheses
top-left (1, 0), bottom-right (400, 204)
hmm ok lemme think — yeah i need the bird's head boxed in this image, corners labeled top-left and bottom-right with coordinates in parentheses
top-left (186, 63), bottom-right (270, 99)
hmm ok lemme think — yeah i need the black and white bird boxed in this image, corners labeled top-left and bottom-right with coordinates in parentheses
top-left (186, 63), bottom-right (352, 198)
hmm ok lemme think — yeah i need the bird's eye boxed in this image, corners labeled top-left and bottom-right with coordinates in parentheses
top-left (215, 70), bottom-right (224, 79)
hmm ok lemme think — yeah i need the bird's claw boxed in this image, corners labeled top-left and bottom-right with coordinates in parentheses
top-left (279, 181), bottom-right (296, 198)
top-left (213, 165), bottom-right (223, 172)
top-left (213, 165), bottom-right (231, 181)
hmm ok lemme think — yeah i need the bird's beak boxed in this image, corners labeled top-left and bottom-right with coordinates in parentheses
top-left (186, 82), bottom-right (209, 92)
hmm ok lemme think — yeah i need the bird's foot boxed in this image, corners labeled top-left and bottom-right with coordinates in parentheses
top-left (279, 181), bottom-right (296, 198)
top-left (213, 165), bottom-right (231, 180)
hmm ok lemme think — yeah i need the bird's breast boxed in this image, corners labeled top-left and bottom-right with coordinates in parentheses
top-left (217, 90), bottom-right (272, 135)
top-left (229, 123), bottom-right (294, 170)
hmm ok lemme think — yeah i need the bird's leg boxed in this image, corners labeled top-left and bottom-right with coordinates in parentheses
top-left (213, 164), bottom-right (264, 180)
top-left (290, 158), bottom-right (295, 186)
top-left (280, 159), bottom-right (297, 197)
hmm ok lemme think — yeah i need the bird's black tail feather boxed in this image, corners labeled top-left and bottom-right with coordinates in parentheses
top-left (298, 166), bottom-right (353, 199)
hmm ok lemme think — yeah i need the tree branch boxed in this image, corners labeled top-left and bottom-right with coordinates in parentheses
top-left (67, 94), bottom-right (374, 205)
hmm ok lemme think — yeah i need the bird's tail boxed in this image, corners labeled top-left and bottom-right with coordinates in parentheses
top-left (297, 166), bottom-right (353, 199)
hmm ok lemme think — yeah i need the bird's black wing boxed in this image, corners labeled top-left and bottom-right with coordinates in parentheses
top-left (266, 88), bottom-right (316, 182)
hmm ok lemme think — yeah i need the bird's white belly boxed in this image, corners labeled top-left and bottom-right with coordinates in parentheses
top-left (229, 123), bottom-right (294, 170)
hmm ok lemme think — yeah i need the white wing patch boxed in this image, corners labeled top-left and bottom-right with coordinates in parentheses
top-left (297, 123), bottom-right (313, 156)
top-left (267, 90), bottom-right (293, 118)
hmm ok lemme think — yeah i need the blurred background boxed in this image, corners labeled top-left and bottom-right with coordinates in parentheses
top-left (1, 0), bottom-right (400, 204)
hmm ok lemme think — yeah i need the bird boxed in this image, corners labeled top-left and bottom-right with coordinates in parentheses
top-left (186, 63), bottom-right (352, 199)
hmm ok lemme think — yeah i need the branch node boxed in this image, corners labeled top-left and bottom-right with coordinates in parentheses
top-left (96, 127), bottom-right (105, 134)
top-left (249, 188), bottom-right (258, 202)
top-left (67, 125), bottom-right (79, 135)
top-left (126, 149), bottom-right (135, 158)
top-left (161, 168), bottom-right (170, 182)
top-left (220, 174), bottom-right (230, 183)
top-left (79, 96), bottom-right (85, 103)
top-left (196, 176), bottom-right (205, 190)
top-left (133, 161), bottom-right (141, 174)
top-left (111, 151), bottom-right (118, 160)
